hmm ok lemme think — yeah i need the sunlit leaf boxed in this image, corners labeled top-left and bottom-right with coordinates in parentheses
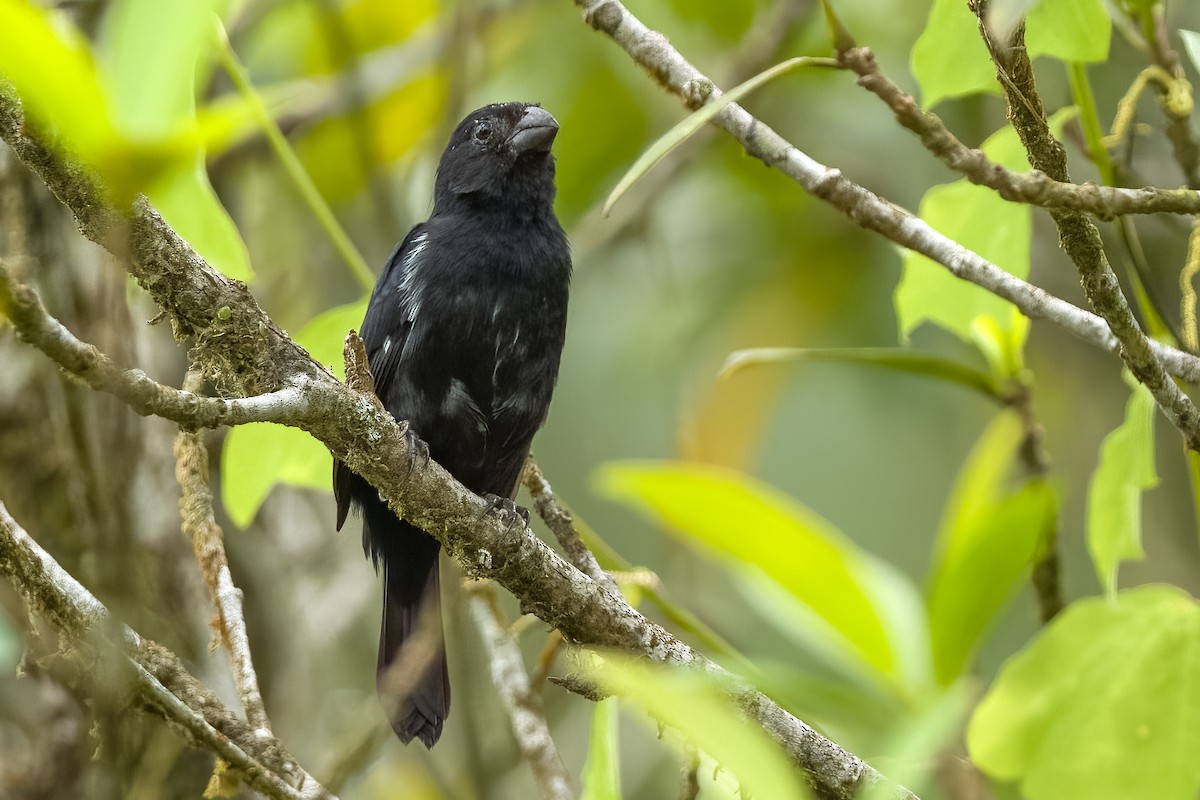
top-left (590, 654), bottom-right (809, 800)
top-left (912, 0), bottom-right (997, 107)
top-left (1087, 373), bottom-right (1157, 597)
top-left (896, 108), bottom-right (1075, 352)
top-left (1180, 30), bottom-right (1200, 78)
top-left (968, 586), bottom-right (1200, 800)
top-left (720, 347), bottom-right (1003, 400)
top-left (221, 422), bottom-right (324, 528)
top-left (99, 0), bottom-right (251, 280)
top-left (1026, 0), bottom-right (1111, 63)
top-left (0, 0), bottom-right (120, 179)
top-left (594, 461), bottom-right (896, 678)
top-left (581, 699), bottom-right (622, 800)
top-left (927, 410), bottom-right (1057, 684)
top-left (220, 299), bottom-right (367, 525)
top-left (927, 412), bottom-right (1050, 683)
top-left (604, 56), bottom-right (836, 216)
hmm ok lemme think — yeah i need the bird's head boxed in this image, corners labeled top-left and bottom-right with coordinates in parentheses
top-left (433, 102), bottom-right (560, 213)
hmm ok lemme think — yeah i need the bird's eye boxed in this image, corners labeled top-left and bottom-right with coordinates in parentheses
top-left (474, 123), bottom-right (493, 143)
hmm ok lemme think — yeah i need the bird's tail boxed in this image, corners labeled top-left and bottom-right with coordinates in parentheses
top-left (378, 555), bottom-right (450, 747)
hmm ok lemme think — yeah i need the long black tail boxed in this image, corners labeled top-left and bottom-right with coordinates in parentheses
top-left (378, 549), bottom-right (450, 747)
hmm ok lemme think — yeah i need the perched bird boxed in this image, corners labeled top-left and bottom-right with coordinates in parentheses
top-left (333, 102), bottom-right (571, 748)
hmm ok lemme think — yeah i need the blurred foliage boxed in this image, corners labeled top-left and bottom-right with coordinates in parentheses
top-left (3, 0), bottom-right (1200, 799)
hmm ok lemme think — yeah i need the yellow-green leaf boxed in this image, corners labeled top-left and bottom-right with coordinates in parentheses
top-left (968, 586), bottom-right (1200, 800)
top-left (594, 461), bottom-right (896, 678)
top-left (1087, 373), bottom-right (1157, 597)
top-left (581, 699), bottom-right (622, 800)
top-left (926, 409), bottom-right (1057, 683)
top-left (911, 0), bottom-right (998, 108)
top-left (589, 654), bottom-right (808, 800)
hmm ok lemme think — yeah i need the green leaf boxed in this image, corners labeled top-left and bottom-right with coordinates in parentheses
top-left (604, 56), bottom-right (837, 216)
top-left (220, 299), bottom-right (367, 525)
top-left (720, 347), bottom-right (1003, 400)
top-left (1181, 30), bottom-right (1200, 77)
top-left (927, 410), bottom-right (1057, 684)
top-left (1087, 373), bottom-right (1157, 597)
top-left (0, 0), bottom-right (119, 173)
top-left (589, 654), bottom-right (809, 800)
top-left (295, 298), bottom-right (370, 380)
top-left (968, 586), bottom-right (1200, 800)
top-left (927, 411), bottom-right (1054, 684)
top-left (581, 699), bottom-right (622, 800)
top-left (896, 108), bottom-right (1076, 351)
top-left (1026, 0), bottom-right (1111, 63)
top-left (594, 461), bottom-right (897, 679)
top-left (143, 159), bottom-right (253, 281)
top-left (99, 0), bottom-right (251, 280)
top-left (911, 0), bottom-right (998, 108)
top-left (221, 422), bottom-right (329, 528)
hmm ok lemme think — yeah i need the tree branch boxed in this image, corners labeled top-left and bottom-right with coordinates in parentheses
top-left (0, 501), bottom-right (334, 800)
top-left (523, 456), bottom-right (619, 597)
top-left (468, 585), bottom-right (573, 800)
top-left (971, 6), bottom-right (1200, 451)
top-left (174, 369), bottom-right (273, 735)
top-left (0, 259), bottom-right (313, 428)
top-left (569, 0), bottom-right (1200, 412)
top-left (842, 46), bottom-right (1200, 217)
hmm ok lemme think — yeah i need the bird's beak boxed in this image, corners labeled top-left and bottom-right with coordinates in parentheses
top-left (507, 106), bottom-right (559, 155)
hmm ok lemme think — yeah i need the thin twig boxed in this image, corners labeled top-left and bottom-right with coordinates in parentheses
top-left (174, 368), bottom-right (272, 735)
top-left (0, 260), bottom-right (314, 428)
top-left (524, 456), bottom-right (619, 596)
top-left (842, 47), bottom-right (1200, 218)
top-left (467, 585), bottom-right (573, 800)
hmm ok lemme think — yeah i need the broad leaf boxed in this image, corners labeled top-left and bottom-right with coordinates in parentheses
top-left (1026, 0), bottom-right (1111, 63)
top-left (220, 299), bottom-right (367, 526)
top-left (926, 410), bottom-right (1057, 685)
top-left (912, 0), bottom-right (997, 107)
top-left (581, 699), bottom-right (622, 800)
top-left (969, 586), bottom-right (1200, 800)
top-left (595, 461), bottom-right (897, 679)
top-left (896, 108), bottom-right (1075, 358)
top-left (100, 0), bottom-right (251, 280)
top-left (590, 654), bottom-right (809, 800)
top-left (1087, 373), bottom-right (1157, 596)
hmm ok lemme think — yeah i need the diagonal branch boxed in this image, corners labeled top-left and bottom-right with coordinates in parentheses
top-left (0, 260), bottom-right (312, 428)
top-left (174, 369), bottom-right (273, 736)
top-left (0, 501), bottom-right (334, 800)
top-left (0, 85), bottom-right (907, 800)
top-left (569, 0), bottom-right (1200, 409)
top-left (468, 584), bottom-right (573, 800)
top-left (971, 7), bottom-right (1200, 451)
top-left (842, 46), bottom-right (1200, 218)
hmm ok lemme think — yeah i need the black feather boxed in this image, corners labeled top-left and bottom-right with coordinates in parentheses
top-left (332, 102), bottom-right (571, 747)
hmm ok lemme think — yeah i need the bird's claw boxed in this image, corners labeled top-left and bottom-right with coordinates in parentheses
top-left (403, 426), bottom-right (431, 480)
top-left (482, 493), bottom-right (530, 528)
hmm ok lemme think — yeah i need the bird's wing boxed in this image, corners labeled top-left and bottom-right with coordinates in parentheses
top-left (334, 223), bottom-right (429, 530)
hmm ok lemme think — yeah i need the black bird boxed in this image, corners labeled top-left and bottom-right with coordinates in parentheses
top-left (333, 102), bottom-right (571, 747)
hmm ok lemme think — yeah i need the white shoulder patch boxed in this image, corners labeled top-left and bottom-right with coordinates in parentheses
top-left (395, 231), bottom-right (430, 322)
